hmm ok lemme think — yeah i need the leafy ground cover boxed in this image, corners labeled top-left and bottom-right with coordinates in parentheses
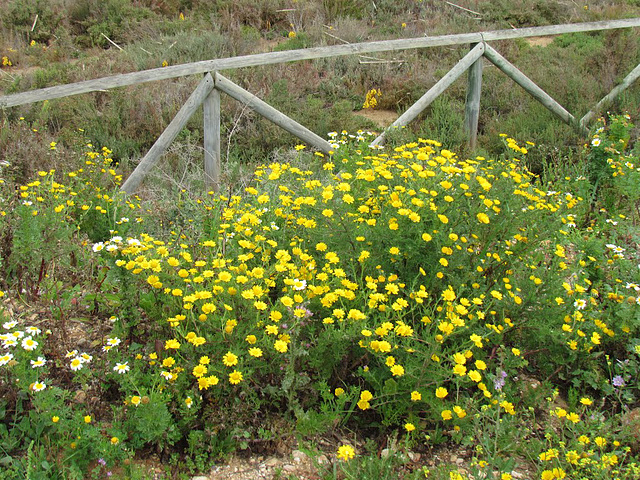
top-left (0, 113), bottom-right (639, 479)
top-left (1, 2), bottom-right (640, 479)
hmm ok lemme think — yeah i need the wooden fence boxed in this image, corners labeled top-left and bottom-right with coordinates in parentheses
top-left (1, 18), bottom-right (639, 194)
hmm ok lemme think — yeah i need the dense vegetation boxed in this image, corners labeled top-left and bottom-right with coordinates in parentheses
top-left (1, 1), bottom-right (640, 479)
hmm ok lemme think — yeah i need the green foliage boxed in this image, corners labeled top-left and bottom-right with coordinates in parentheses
top-left (482, 0), bottom-right (571, 27)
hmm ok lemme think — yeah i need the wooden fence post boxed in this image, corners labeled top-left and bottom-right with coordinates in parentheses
top-left (464, 42), bottom-right (483, 150)
top-left (580, 62), bottom-right (640, 128)
top-left (371, 42), bottom-right (485, 146)
top-left (121, 73), bottom-right (215, 194)
top-left (483, 45), bottom-right (587, 135)
top-left (214, 73), bottom-right (334, 153)
top-left (204, 74), bottom-right (221, 193)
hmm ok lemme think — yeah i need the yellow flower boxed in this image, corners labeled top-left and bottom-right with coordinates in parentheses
top-left (111, 437), bottom-right (119, 445)
top-left (229, 370), bottom-right (243, 384)
top-left (192, 364), bottom-right (207, 377)
top-left (435, 387), bottom-right (448, 399)
top-left (360, 390), bottom-right (373, 402)
top-left (477, 212), bottom-right (490, 224)
top-left (594, 436), bottom-right (606, 447)
top-left (248, 347), bottom-right (263, 357)
top-left (162, 357), bottom-right (175, 368)
top-left (335, 388), bottom-right (345, 397)
top-left (453, 405), bottom-right (467, 418)
top-left (468, 370), bottom-right (482, 382)
top-left (411, 391), bottom-right (422, 401)
top-left (441, 409), bottom-right (453, 420)
top-left (404, 422), bottom-right (415, 432)
top-left (222, 352), bottom-right (238, 367)
top-left (52, 416), bottom-right (60, 423)
top-left (274, 340), bottom-right (288, 353)
top-left (453, 364), bottom-right (467, 376)
top-left (131, 395), bottom-right (141, 406)
top-left (164, 339), bottom-right (181, 350)
top-left (84, 415), bottom-right (92, 423)
top-left (337, 444), bottom-right (355, 461)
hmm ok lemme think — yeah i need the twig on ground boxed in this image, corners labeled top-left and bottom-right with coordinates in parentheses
top-left (100, 33), bottom-right (123, 51)
top-left (445, 1), bottom-right (482, 16)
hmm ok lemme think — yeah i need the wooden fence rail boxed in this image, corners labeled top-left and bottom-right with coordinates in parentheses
top-left (1, 18), bottom-right (639, 193)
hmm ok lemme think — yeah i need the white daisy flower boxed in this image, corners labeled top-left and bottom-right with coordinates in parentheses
top-left (292, 279), bottom-right (307, 291)
top-left (0, 353), bottom-right (14, 366)
top-left (21, 336), bottom-right (38, 351)
top-left (574, 299), bottom-right (587, 310)
top-left (69, 357), bottom-right (83, 371)
top-left (31, 381), bottom-right (46, 392)
top-left (31, 356), bottom-right (47, 368)
top-left (113, 362), bottom-right (130, 374)
top-left (2, 321), bottom-right (18, 329)
top-left (79, 353), bottom-right (93, 363)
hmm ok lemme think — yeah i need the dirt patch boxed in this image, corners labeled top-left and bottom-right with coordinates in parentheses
top-left (354, 108), bottom-right (399, 128)
top-left (203, 450), bottom-right (323, 480)
top-left (526, 36), bottom-right (554, 47)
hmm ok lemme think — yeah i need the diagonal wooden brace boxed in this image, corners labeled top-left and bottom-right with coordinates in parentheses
top-left (121, 73), bottom-right (215, 194)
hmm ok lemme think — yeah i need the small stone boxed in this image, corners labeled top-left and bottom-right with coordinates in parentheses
top-left (381, 448), bottom-right (391, 458)
top-left (407, 451), bottom-right (421, 462)
top-left (74, 390), bottom-right (86, 403)
top-left (283, 464), bottom-right (296, 472)
top-left (292, 450), bottom-right (307, 463)
top-left (191, 476), bottom-right (209, 480)
top-left (264, 457), bottom-right (281, 467)
top-left (316, 455), bottom-right (329, 465)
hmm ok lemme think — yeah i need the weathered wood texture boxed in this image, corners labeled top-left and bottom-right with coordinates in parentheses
top-left (203, 83), bottom-right (221, 193)
top-left (464, 44), bottom-right (483, 150)
top-left (581, 62), bottom-right (640, 127)
top-left (483, 44), bottom-right (587, 134)
top-left (121, 73), bottom-right (215, 194)
top-left (371, 42), bottom-right (485, 146)
top-left (1, 18), bottom-right (638, 108)
top-left (214, 73), bottom-right (334, 153)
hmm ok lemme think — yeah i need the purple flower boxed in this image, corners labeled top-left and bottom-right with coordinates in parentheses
top-left (494, 370), bottom-right (507, 391)
top-left (98, 458), bottom-right (106, 466)
top-left (612, 375), bottom-right (626, 387)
